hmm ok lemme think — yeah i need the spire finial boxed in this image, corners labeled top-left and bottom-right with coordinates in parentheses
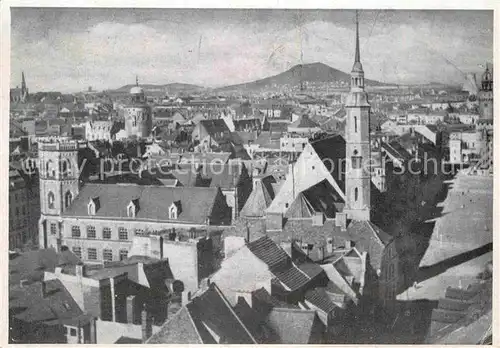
top-left (355, 10), bottom-right (360, 63)
top-left (136, 75), bottom-right (139, 86)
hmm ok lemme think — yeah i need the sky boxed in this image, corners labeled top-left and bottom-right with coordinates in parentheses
top-left (11, 8), bottom-right (493, 92)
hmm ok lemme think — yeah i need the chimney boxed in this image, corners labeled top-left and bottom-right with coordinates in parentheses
top-left (181, 290), bottom-right (192, 307)
top-left (89, 317), bottom-right (97, 344)
top-left (335, 212), bottom-right (347, 231)
top-left (345, 240), bottom-right (353, 249)
top-left (41, 281), bottom-right (47, 298)
top-left (312, 212), bottom-right (325, 226)
top-left (141, 304), bottom-right (153, 343)
top-left (75, 264), bottom-right (85, 278)
top-left (252, 175), bottom-right (262, 191)
top-left (126, 295), bottom-right (136, 324)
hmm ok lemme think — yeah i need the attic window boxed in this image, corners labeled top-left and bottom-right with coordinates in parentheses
top-left (127, 200), bottom-right (139, 218)
top-left (88, 198), bottom-right (99, 215)
top-left (169, 201), bottom-right (181, 220)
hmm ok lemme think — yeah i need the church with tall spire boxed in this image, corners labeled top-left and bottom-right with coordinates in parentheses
top-left (344, 11), bottom-right (371, 221)
top-left (10, 71), bottom-right (29, 103)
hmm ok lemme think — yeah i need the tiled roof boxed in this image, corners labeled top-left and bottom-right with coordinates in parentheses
top-left (62, 183), bottom-right (222, 224)
top-left (297, 262), bottom-right (324, 280)
top-left (248, 237), bottom-right (290, 270)
top-left (346, 220), bottom-right (392, 271)
top-left (199, 119), bottom-right (231, 137)
top-left (305, 287), bottom-right (338, 314)
top-left (273, 266), bottom-right (310, 291)
top-left (381, 140), bottom-right (413, 163)
top-left (9, 249), bottom-right (81, 285)
top-left (283, 219), bottom-right (344, 247)
top-left (289, 115), bottom-right (321, 129)
top-left (200, 163), bottom-right (245, 190)
top-left (10, 279), bottom-right (84, 325)
top-left (233, 118), bottom-right (261, 131)
top-left (247, 237), bottom-right (313, 292)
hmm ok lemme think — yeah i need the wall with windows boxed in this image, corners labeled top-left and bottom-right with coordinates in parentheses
top-left (59, 217), bottom-right (212, 264)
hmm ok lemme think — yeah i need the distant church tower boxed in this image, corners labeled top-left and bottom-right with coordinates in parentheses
top-left (344, 11), bottom-right (371, 221)
top-left (478, 63), bottom-right (493, 120)
top-left (38, 141), bottom-right (81, 250)
top-left (21, 71), bottom-right (28, 102)
top-left (124, 76), bottom-right (152, 139)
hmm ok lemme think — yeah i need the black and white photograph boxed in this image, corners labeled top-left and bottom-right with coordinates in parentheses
top-left (5, 4), bottom-right (495, 345)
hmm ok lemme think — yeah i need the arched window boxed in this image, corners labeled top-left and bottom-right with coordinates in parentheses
top-left (64, 191), bottom-right (73, 208)
top-left (48, 191), bottom-right (55, 209)
top-left (354, 187), bottom-right (359, 202)
top-left (354, 116), bottom-right (357, 133)
top-left (46, 160), bottom-right (55, 178)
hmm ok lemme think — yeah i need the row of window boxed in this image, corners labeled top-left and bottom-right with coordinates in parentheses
top-left (71, 246), bottom-right (128, 262)
top-left (70, 226), bottom-right (129, 240)
top-left (47, 191), bottom-right (73, 209)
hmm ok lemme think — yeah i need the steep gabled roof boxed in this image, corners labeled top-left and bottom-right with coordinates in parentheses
top-left (310, 135), bottom-right (346, 192)
top-left (240, 178), bottom-right (274, 218)
top-left (146, 306), bottom-right (204, 344)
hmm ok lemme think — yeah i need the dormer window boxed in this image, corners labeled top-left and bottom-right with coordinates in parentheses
top-left (88, 197), bottom-right (99, 216)
top-left (169, 201), bottom-right (181, 220)
top-left (127, 199), bottom-right (139, 218)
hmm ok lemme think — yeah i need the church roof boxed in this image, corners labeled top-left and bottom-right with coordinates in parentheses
top-left (310, 135), bottom-right (346, 192)
top-left (240, 177), bottom-right (275, 218)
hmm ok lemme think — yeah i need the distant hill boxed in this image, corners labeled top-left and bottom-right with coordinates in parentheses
top-left (109, 83), bottom-right (205, 96)
top-left (214, 62), bottom-right (390, 92)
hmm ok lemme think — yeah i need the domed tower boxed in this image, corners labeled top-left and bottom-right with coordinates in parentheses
top-left (478, 63), bottom-right (493, 120)
top-left (124, 76), bottom-right (152, 138)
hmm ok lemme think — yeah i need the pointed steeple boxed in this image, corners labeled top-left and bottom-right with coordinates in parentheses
top-left (354, 10), bottom-right (360, 64)
top-left (21, 71), bottom-right (26, 89)
top-left (352, 10), bottom-right (364, 74)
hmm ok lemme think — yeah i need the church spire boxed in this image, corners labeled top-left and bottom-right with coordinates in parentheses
top-left (351, 10), bottom-right (364, 90)
top-left (21, 71), bottom-right (26, 90)
top-left (355, 10), bottom-right (360, 64)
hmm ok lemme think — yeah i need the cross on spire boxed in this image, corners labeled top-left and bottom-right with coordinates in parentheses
top-left (136, 75), bottom-right (139, 86)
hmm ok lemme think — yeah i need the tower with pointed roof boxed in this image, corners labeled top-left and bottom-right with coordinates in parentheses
top-left (20, 71), bottom-right (29, 103)
top-left (344, 11), bottom-right (371, 221)
top-left (478, 63), bottom-right (493, 120)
